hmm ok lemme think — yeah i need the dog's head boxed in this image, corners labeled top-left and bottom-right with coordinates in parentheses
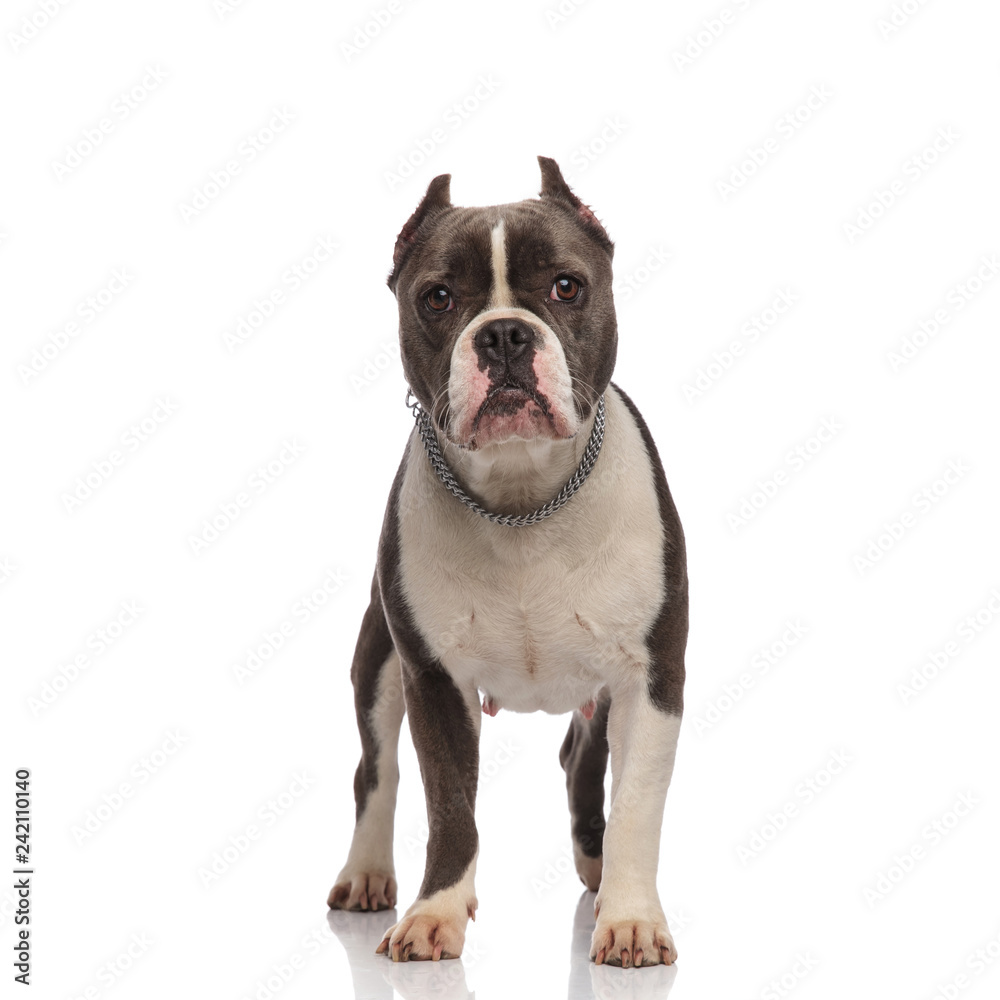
top-left (388, 157), bottom-right (616, 450)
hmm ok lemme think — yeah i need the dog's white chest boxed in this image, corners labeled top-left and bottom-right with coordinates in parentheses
top-left (396, 387), bottom-right (666, 715)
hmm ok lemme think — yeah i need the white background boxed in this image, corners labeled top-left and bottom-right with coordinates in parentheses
top-left (3, 1), bottom-right (1000, 998)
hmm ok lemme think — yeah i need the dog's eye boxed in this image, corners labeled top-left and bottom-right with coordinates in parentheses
top-left (550, 276), bottom-right (581, 302)
top-left (425, 286), bottom-right (454, 312)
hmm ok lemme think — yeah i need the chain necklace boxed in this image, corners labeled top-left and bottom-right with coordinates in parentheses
top-left (406, 390), bottom-right (606, 528)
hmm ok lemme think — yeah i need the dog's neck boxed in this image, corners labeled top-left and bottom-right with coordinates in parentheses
top-left (441, 410), bottom-right (597, 517)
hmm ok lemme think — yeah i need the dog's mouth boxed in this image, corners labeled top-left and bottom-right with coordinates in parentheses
top-left (475, 383), bottom-right (549, 421)
top-left (459, 381), bottom-right (558, 449)
top-left (473, 382), bottom-right (553, 428)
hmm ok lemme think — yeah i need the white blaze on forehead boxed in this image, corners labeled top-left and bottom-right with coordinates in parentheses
top-left (488, 218), bottom-right (514, 308)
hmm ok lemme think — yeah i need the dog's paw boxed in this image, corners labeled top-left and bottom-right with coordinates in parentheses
top-left (590, 913), bottom-right (676, 968)
top-left (375, 895), bottom-right (476, 962)
top-left (327, 871), bottom-right (397, 911)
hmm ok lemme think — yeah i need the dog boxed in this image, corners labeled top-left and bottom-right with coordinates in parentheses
top-left (327, 157), bottom-right (688, 969)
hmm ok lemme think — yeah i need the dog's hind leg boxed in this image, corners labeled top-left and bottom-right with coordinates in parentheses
top-left (328, 572), bottom-right (405, 912)
top-left (559, 688), bottom-right (611, 891)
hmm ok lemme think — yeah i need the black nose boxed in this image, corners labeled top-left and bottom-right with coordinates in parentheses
top-left (474, 319), bottom-right (535, 362)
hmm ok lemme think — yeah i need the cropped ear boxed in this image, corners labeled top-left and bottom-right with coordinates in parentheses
top-left (537, 156), bottom-right (613, 255)
top-left (387, 173), bottom-right (452, 290)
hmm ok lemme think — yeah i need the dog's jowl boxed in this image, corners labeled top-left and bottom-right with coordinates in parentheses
top-left (328, 157), bottom-right (688, 968)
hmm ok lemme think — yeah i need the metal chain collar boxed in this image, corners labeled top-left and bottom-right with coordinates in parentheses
top-left (406, 390), bottom-right (606, 528)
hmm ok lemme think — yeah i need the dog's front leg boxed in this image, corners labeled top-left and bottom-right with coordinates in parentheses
top-left (591, 685), bottom-right (681, 968)
top-left (376, 658), bottom-right (481, 962)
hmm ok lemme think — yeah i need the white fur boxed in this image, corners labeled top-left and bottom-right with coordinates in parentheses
top-left (378, 853), bottom-right (479, 960)
top-left (599, 702), bottom-right (680, 904)
top-left (398, 385), bottom-right (666, 717)
top-left (488, 220), bottom-right (512, 308)
top-left (592, 700), bottom-right (680, 964)
top-left (335, 651), bottom-right (404, 880)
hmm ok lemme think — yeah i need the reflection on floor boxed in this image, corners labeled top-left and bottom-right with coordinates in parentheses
top-left (329, 889), bottom-right (678, 1000)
